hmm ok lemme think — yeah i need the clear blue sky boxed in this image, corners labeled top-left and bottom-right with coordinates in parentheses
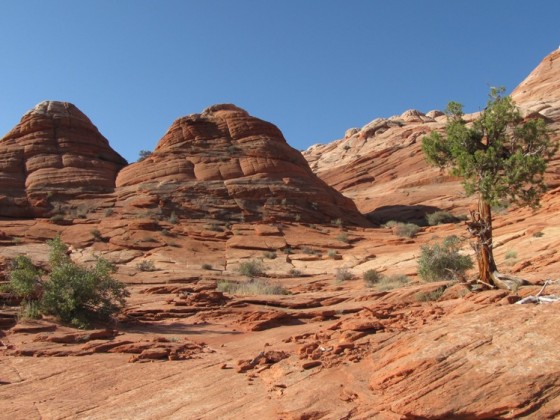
top-left (1, 1), bottom-right (559, 163)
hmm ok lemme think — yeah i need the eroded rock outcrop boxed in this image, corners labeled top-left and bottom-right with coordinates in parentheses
top-left (0, 101), bottom-right (127, 217)
top-left (116, 104), bottom-right (367, 225)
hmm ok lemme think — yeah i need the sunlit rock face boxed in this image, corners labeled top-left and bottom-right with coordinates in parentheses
top-left (116, 104), bottom-right (368, 226)
top-left (0, 101), bottom-right (127, 217)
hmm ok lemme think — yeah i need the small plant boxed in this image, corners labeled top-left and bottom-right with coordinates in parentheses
top-left (288, 268), bottom-right (303, 277)
top-left (137, 149), bottom-right (152, 162)
top-left (238, 260), bottom-right (265, 277)
top-left (332, 218), bottom-right (343, 228)
top-left (505, 250), bottom-right (517, 260)
top-left (302, 247), bottom-right (321, 256)
top-left (532, 231), bottom-right (544, 238)
top-left (201, 263), bottom-right (213, 270)
top-left (376, 274), bottom-right (410, 291)
top-left (263, 251), bottom-right (277, 260)
top-left (335, 267), bottom-right (353, 282)
top-left (336, 232), bottom-right (349, 243)
top-left (104, 208), bottom-right (114, 217)
top-left (217, 278), bottom-right (288, 295)
top-left (49, 214), bottom-right (65, 224)
top-left (415, 287), bottom-right (446, 302)
top-left (136, 260), bottom-right (157, 272)
top-left (383, 220), bottom-right (399, 228)
top-left (6, 236), bottom-right (129, 327)
top-left (426, 211), bottom-right (460, 226)
top-left (363, 269), bottom-right (383, 286)
top-left (283, 247), bottom-right (293, 255)
top-left (208, 223), bottom-right (224, 232)
top-left (91, 229), bottom-right (104, 242)
top-left (417, 235), bottom-right (473, 282)
top-left (161, 229), bottom-right (172, 237)
top-left (327, 249), bottom-right (338, 259)
top-left (168, 211), bottom-right (178, 224)
top-left (394, 223), bottom-right (421, 238)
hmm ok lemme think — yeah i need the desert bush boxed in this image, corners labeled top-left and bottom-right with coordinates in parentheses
top-left (363, 269), bottom-right (383, 286)
top-left (376, 274), bottom-right (410, 291)
top-left (201, 263), bottom-right (213, 270)
top-left (6, 256), bottom-right (42, 300)
top-left (415, 287), bottom-right (446, 302)
top-left (263, 251), bottom-right (277, 259)
top-left (327, 249), bottom-right (338, 259)
top-left (335, 267), bottom-right (353, 282)
top-left (49, 214), bottom-right (65, 224)
top-left (283, 247), bottom-right (293, 255)
top-left (417, 235), bottom-right (473, 282)
top-left (336, 232), bottom-right (349, 243)
top-left (136, 260), bottom-right (157, 272)
top-left (288, 268), bottom-right (303, 277)
top-left (91, 229), bottom-right (104, 242)
top-left (6, 236), bottom-right (129, 327)
top-left (168, 211), bottom-right (178, 224)
top-left (217, 278), bottom-right (288, 295)
top-left (238, 260), bottom-right (265, 277)
top-left (505, 250), bottom-right (517, 260)
top-left (394, 223), bottom-right (421, 238)
top-left (426, 211), bottom-right (460, 226)
top-left (532, 231), bottom-right (544, 238)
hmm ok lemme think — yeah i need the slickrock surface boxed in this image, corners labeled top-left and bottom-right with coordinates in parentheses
top-left (0, 101), bottom-right (127, 218)
top-left (116, 104), bottom-right (367, 226)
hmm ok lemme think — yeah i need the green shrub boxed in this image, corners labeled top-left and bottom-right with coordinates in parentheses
top-left (49, 214), bottom-right (65, 224)
top-left (136, 260), bottom-right (157, 272)
top-left (376, 274), bottom-right (410, 291)
top-left (217, 278), bottom-right (288, 295)
top-left (417, 236), bottom-right (473, 282)
top-left (6, 237), bottom-right (128, 327)
top-left (288, 268), bottom-right (303, 277)
top-left (363, 269), bottom-right (382, 286)
top-left (238, 260), bottom-right (265, 277)
top-left (415, 287), bottom-right (446, 302)
top-left (335, 267), bottom-right (353, 282)
top-left (426, 211), bottom-right (460, 226)
top-left (263, 251), bottom-right (277, 260)
top-left (168, 211), bottom-right (178, 224)
top-left (327, 249), bottom-right (338, 259)
top-left (504, 250), bottom-right (517, 260)
top-left (336, 232), bottom-right (349, 243)
top-left (394, 223), bottom-right (421, 238)
top-left (91, 229), bottom-right (104, 242)
top-left (7, 256), bottom-right (42, 300)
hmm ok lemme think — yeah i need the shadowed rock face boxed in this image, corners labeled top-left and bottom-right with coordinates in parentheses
top-left (116, 104), bottom-right (368, 226)
top-left (0, 101), bottom-right (127, 217)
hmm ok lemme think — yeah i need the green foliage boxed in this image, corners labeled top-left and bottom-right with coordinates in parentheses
top-left (415, 287), bottom-right (446, 302)
top-left (237, 260), bottom-right (265, 277)
top-left (336, 232), bottom-right (349, 243)
top-left (394, 223), bottom-right (421, 238)
top-left (376, 274), bottom-right (410, 291)
top-left (136, 260), bottom-right (157, 272)
top-left (137, 150), bottom-right (152, 162)
top-left (7, 256), bottom-right (42, 300)
top-left (335, 267), bottom-right (353, 282)
top-left (417, 236), bottom-right (473, 282)
top-left (426, 211), bottom-right (462, 226)
top-left (422, 87), bottom-right (557, 208)
top-left (363, 269), bottom-right (383, 286)
top-left (263, 251), bottom-right (277, 259)
top-left (217, 278), bottom-right (288, 295)
top-left (7, 236), bottom-right (128, 327)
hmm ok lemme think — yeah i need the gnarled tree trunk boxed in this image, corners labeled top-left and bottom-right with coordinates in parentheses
top-left (467, 196), bottom-right (498, 288)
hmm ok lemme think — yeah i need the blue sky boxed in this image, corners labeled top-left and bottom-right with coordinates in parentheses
top-left (1, 1), bottom-right (559, 163)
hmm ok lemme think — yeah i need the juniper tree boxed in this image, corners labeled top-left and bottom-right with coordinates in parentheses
top-left (422, 87), bottom-right (557, 289)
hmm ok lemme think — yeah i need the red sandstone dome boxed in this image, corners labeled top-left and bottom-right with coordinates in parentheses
top-left (0, 101), bottom-right (127, 217)
top-left (116, 104), bottom-right (368, 225)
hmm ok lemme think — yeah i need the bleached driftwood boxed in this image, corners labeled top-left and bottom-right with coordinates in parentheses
top-left (515, 280), bottom-right (560, 304)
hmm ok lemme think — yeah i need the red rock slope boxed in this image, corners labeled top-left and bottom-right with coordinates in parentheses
top-left (116, 104), bottom-right (368, 226)
top-left (304, 49), bottom-right (560, 224)
top-left (0, 101), bottom-right (127, 218)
